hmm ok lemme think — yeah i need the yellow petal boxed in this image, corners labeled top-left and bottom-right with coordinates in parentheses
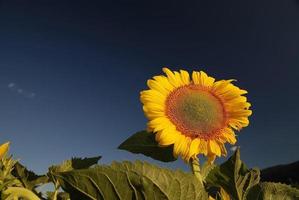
top-left (147, 79), bottom-right (169, 95)
top-left (174, 71), bottom-right (184, 85)
top-left (228, 110), bottom-right (252, 118)
top-left (192, 71), bottom-right (201, 84)
top-left (156, 128), bottom-right (178, 146)
top-left (192, 71), bottom-right (215, 87)
top-left (173, 135), bottom-right (190, 160)
top-left (188, 138), bottom-right (200, 158)
top-left (153, 75), bottom-right (174, 92)
top-left (218, 143), bottom-right (227, 156)
top-left (200, 71), bottom-right (215, 87)
top-left (221, 129), bottom-right (237, 144)
top-left (162, 67), bottom-right (182, 87)
top-left (0, 142), bottom-right (10, 159)
top-left (225, 96), bottom-right (248, 106)
top-left (198, 139), bottom-right (208, 155)
top-left (140, 90), bottom-right (166, 105)
top-left (208, 140), bottom-right (221, 156)
top-left (179, 70), bottom-right (190, 85)
top-left (147, 117), bottom-right (171, 132)
top-left (143, 103), bottom-right (164, 112)
top-left (212, 79), bottom-right (235, 93)
top-left (228, 118), bottom-right (249, 130)
top-left (207, 154), bottom-right (216, 164)
top-left (143, 106), bottom-right (164, 119)
top-left (224, 102), bottom-right (251, 110)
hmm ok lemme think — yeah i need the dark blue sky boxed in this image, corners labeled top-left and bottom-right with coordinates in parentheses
top-left (0, 0), bottom-right (299, 174)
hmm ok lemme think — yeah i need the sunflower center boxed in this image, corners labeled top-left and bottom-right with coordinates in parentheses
top-left (165, 84), bottom-right (225, 139)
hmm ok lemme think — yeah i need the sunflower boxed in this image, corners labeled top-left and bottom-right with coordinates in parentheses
top-left (140, 68), bottom-right (251, 162)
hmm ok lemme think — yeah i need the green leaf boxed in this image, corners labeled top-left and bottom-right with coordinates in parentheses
top-left (47, 191), bottom-right (70, 200)
top-left (48, 156), bottom-right (101, 189)
top-left (205, 148), bottom-right (260, 200)
top-left (201, 162), bottom-right (216, 182)
top-left (54, 160), bottom-right (208, 200)
top-left (12, 162), bottom-right (49, 190)
top-left (245, 182), bottom-right (299, 200)
top-left (118, 131), bottom-right (177, 162)
top-left (48, 156), bottom-right (101, 173)
top-left (0, 156), bottom-right (23, 191)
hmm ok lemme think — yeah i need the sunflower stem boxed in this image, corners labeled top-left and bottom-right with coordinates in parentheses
top-left (190, 157), bottom-right (203, 185)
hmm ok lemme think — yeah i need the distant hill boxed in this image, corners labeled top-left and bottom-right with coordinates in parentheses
top-left (261, 161), bottom-right (299, 187)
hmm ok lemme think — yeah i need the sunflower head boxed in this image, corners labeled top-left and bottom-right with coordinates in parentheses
top-left (140, 68), bottom-right (252, 162)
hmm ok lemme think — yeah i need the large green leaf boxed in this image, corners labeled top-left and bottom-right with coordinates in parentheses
top-left (118, 131), bottom-right (177, 162)
top-left (54, 160), bottom-right (208, 200)
top-left (245, 182), bottom-right (299, 200)
top-left (205, 149), bottom-right (260, 200)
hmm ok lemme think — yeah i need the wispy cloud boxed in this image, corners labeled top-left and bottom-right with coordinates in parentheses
top-left (8, 82), bottom-right (36, 98)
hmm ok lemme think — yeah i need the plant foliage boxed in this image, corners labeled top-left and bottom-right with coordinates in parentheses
top-left (118, 131), bottom-right (177, 162)
top-left (0, 138), bottom-right (298, 200)
top-left (53, 161), bottom-right (208, 200)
